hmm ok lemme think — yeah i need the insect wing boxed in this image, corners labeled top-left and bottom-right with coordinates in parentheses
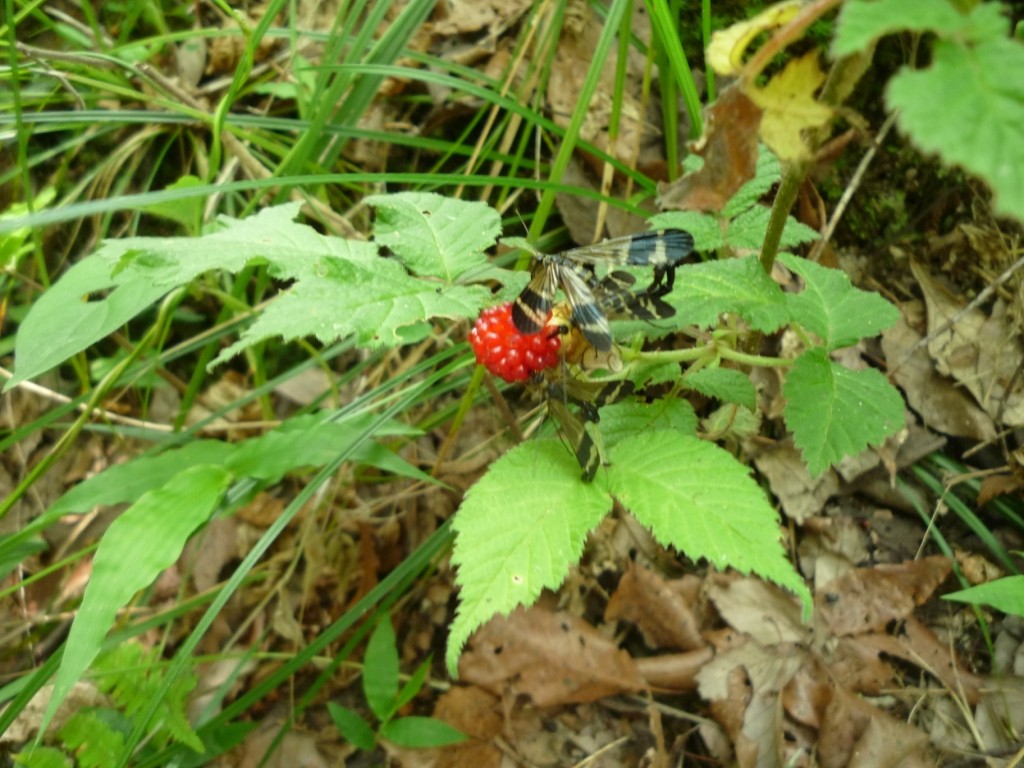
top-left (511, 261), bottom-right (559, 335)
top-left (558, 264), bottom-right (614, 352)
top-left (556, 229), bottom-right (695, 269)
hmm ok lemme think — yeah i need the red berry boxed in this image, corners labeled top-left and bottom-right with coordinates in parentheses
top-left (469, 302), bottom-right (561, 382)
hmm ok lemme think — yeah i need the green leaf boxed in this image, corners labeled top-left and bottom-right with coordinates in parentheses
top-left (43, 465), bottom-right (232, 737)
top-left (9, 200), bottom-right (495, 386)
top-left (608, 433), bottom-right (810, 609)
top-left (599, 398), bottom-right (698, 447)
top-left (380, 716), bottom-right (467, 748)
top-left (211, 254), bottom-right (490, 364)
top-left (94, 643), bottom-right (203, 752)
top-left (833, 0), bottom-right (1007, 57)
top-left (58, 711), bottom-right (125, 768)
top-left (7, 251), bottom-right (174, 389)
top-left (783, 348), bottom-right (905, 477)
top-left (446, 441), bottom-right (612, 674)
top-left (779, 254), bottom-right (899, 349)
top-left (365, 192), bottom-right (502, 281)
top-left (48, 441), bottom-right (235, 517)
top-left (684, 367), bottom-right (757, 410)
top-left (12, 746), bottom-right (72, 768)
top-left (138, 175), bottom-right (205, 231)
top-left (327, 703), bottom-right (377, 751)
top-left (721, 148), bottom-right (782, 219)
top-left (226, 413), bottom-right (427, 483)
top-left (887, 35), bottom-right (1024, 221)
top-left (943, 576), bottom-right (1024, 617)
top-left (670, 254), bottom-right (789, 333)
top-left (363, 618), bottom-right (399, 721)
top-left (394, 657), bottom-right (431, 711)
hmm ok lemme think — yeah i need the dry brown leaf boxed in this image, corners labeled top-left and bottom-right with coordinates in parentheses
top-left (706, 574), bottom-right (810, 646)
top-left (459, 607), bottom-right (645, 707)
top-left (816, 555), bottom-right (952, 636)
top-left (798, 515), bottom-right (871, 589)
top-left (851, 616), bottom-right (982, 704)
top-left (881, 303), bottom-right (997, 441)
top-left (433, 686), bottom-right (503, 768)
top-left (754, 445), bottom-right (839, 524)
top-left (818, 686), bottom-right (932, 768)
top-left (824, 635), bottom-right (897, 695)
top-left (698, 640), bottom-right (808, 768)
top-left (911, 260), bottom-right (1024, 427)
top-left (658, 84), bottom-right (762, 213)
top-left (635, 647), bottom-right (714, 691)
top-left (605, 563), bottom-right (705, 651)
top-left (975, 674), bottom-right (1024, 753)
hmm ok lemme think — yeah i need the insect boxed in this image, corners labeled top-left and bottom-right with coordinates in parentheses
top-left (536, 261), bottom-right (685, 480)
top-left (512, 229), bottom-right (696, 354)
top-left (544, 375), bottom-right (635, 481)
top-left (544, 268), bottom-right (677, 372)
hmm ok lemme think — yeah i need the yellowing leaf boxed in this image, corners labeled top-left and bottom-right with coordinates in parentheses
top-left (750, 51), bottom-right (833, 161)
top-left (707, 0), bottom-right (803, 76)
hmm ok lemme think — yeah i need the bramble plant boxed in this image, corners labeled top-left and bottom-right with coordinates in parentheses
top-left (7, 166), bottom-right (904, 684)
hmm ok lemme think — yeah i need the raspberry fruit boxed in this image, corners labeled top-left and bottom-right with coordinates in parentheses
top-left (469, 302), bottom-right (561, 382)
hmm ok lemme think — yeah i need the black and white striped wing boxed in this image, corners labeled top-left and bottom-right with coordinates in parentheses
top-left (557, 264), bottom-right (614, 352)
top-left (511, 261), bottom-right (560, 335)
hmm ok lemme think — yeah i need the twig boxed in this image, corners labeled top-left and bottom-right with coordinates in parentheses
top-left (809, 110), bottom-right (899, 262)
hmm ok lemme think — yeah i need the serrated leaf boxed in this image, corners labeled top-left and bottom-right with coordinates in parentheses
top-left (327, 704), bottom-right (376, 751)
top-left (12, 746), bottom-right (71, 768)
top-left (211, 256), bottom-right (490, 364)
top-left (684, 367), bottom-right (757, 410)
top-left (364, 618), bottom-right (399, 721)
top-left (599, 398), bottom-right (698, 447)
top-left (721, 148), bottom-right (782, 219)
top-left (783, 348), bottom-right (905, 477)
top-left (43, 465), bottom-right (232, 737)
top-left (670, 254), bottom-right (788, 332)
top-left (365, 192), bottom-right (501, 281)
top-left (887, 36), bottom-right (1024, 221)
top-left (380, 716), bottom-right (467, 748)
top-left (833, 0), bottom-right (1007, 57)
top-left (750, 52), bottom-right (833, 161)
top-left (779, 254), bottom-right (900, 349)
top-left (446, 441), bottom-right (612, 674)
top-left (58, 711), bottom-right (125, 767)
top-left (608, 432), bottom-right (810, 608)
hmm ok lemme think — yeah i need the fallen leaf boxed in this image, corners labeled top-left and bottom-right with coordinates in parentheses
top-left (911, 260), bottom-right (1024, 427)
top-left (754, 445), bottom-right (840, 524)
top-left (459, 607), bottom-right (645, 707)
top-left (816, 556), bottom-right (952, 636)
top-left (706, 574), bottom-right (810, 645)
top-left (658, 85), bottom-right (763, 212)
top-left (605, 563), bottom-right (705, 651)
top-left (881, 303), bottom-right (997, 441)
